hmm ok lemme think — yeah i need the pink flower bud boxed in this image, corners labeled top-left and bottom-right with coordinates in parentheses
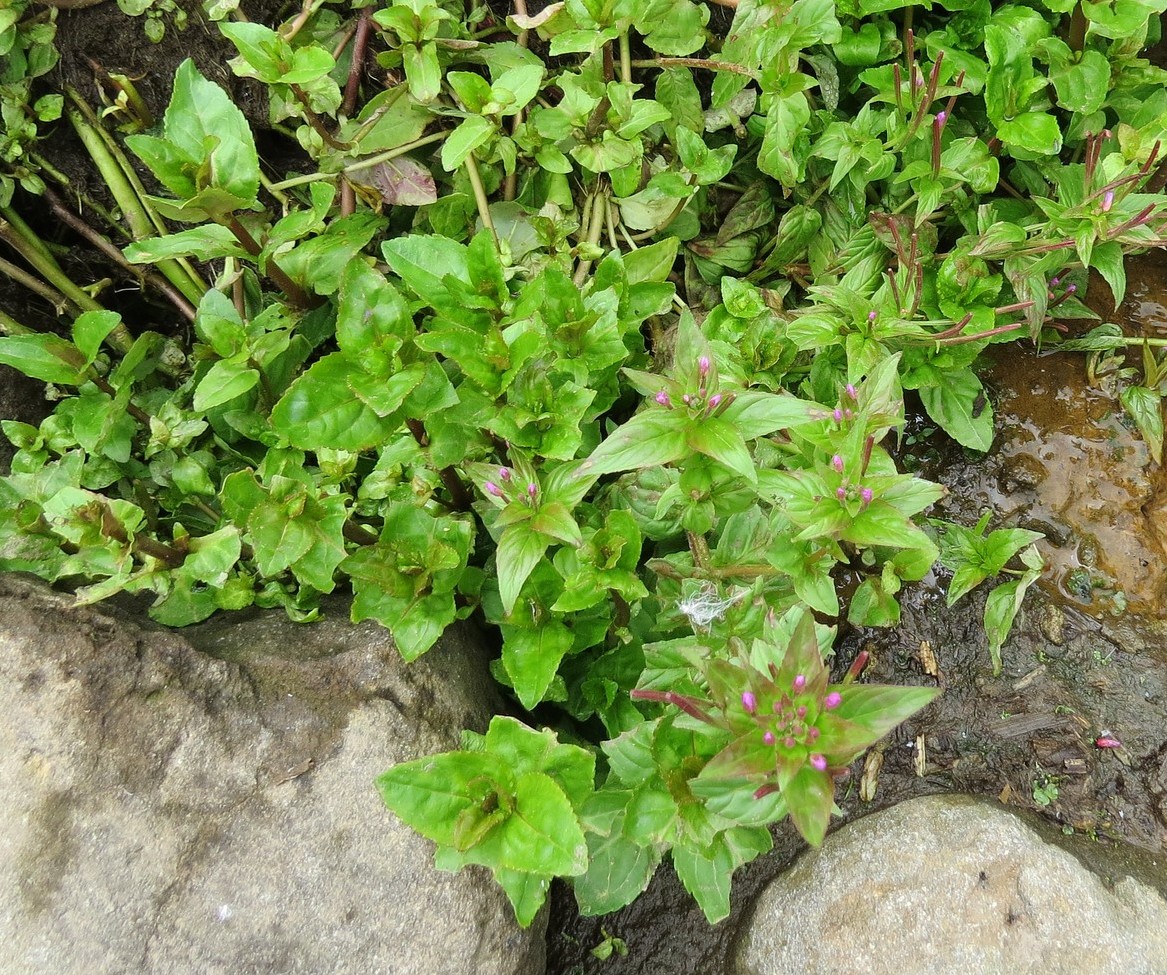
top-left (1102, 190), bottom-right (1114, 213)
top-left (836, 486), bottom-right (847, 501)
top-left (683, 393), bottom-right (692, 405)
top-left (808, 726), bottom-right (821, 741)
top-left (498, 467), bottom-right (512, 481)
top-left (1095, 735), bottom-right (1123, 749)
top-left (708, 393), bottom-right (722, 410)
top-left (832, 455), bottom-right (845, 473)
top-left (810, 753), bottom-right (828, 771)
top-left (796, 705), bottom-right (807, 719)
top-left (833, 408), bottom-right (843, 422)
top-left (763, 731), bottom-right (776, 746)
top-left (861, 486), bottom-right (874, 505)
top-left (824, 691), bottom-right (842, 710)
top-left (698, 355), bottom-right (711, 378)
top-left (846, 383), bottom-right (857, 400)
top-left (742, 691), bottom-right (757, 714)
top-left (784, 736), bottom-right (796, 749)
top-left (844, 408), bottom-right (854, 421)
top-left (936, 110), bottom-right (947, 125)
top-left (792, 674), bottom-right (807, 693)
top-left (656, 390), bottom-right (671, 407)
top-left (868, 310), bottom-right (877, 322)
top-left (527, 482), bottom-right (538, 499)
top-left (484, 482), bottom-right (503, 497)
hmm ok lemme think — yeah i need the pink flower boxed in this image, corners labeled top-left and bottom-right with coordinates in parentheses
top-left (656, 390), bottom-right (671, 407)
top-left (484, 482), bottom-right (503, 497)
top-left (742, 691), bottom-right (757, 714)
top-left (810, 753), bottom-right (828, 771)
top-left (824, 691), bottom-right (842, 710)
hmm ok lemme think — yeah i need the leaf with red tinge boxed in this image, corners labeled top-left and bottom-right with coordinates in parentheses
top-left (353, 155), bottom-right (438, 206)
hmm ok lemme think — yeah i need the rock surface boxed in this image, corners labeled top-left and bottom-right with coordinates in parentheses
top-left (0, 573), bottom-right (544, 975)
top-left (736, 793), bottom-right (1167, 975)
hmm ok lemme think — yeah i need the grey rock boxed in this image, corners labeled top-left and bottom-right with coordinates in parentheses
top-left (0, 574), bottom-right (545, 975)
top-left (736, 794), bottom-right (1167, 975)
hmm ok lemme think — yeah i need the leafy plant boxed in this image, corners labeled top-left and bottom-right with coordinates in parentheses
top-left (2, 0), bottom-right (1167, 928)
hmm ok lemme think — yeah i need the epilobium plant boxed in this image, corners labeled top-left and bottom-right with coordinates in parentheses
top-left (2, 0), bottom-right (1166, 925)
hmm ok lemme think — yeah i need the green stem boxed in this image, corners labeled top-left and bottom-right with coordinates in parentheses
top-left (66, 96), bottom-right (207, 305)
top-left (0, 307), bottom-right (33, 335)
top-left (619, 32), bottom-right (632, 84)
top-left (463, 152), bottom-right (497, 246)
top-left (0, 209), bottom-right (137, 353)
top-left (573, 189), bottom-right (608, 287)
top-left (0, 252), bottom-right (73, 312)
top-left (269, 132), bottom-right (450, 191)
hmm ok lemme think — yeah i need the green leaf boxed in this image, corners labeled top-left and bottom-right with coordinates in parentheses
top-left (623, 237), bottom-right (680, 286)
top-left (194, 357), bottom-right (259, 411)
top-left (919, 370), bottom-right (994, 451)
top-left (996, 112), bottom-right (1062, 156)
top-left (686, 417), bottom-right (755, 481)
top-left (271, 353), bottom-right (399, 450)
top-left (1120, 385), bottom-right (1163, 465)
top-left (720, 390), bottom-right (820, 440)
top-left (500, 621), bottom-right (575, 709)
top-left (72, 311), bottom-right (123, 367)
top-left (1050, 49), bottom-right (1110, 115)
top-left (671, 841), bottom-right (734, 924)
top-left (496, 524), bottom-right (551, 616)
top-left (0, 334), bottom-right (87, 384)
top-left (578, 410), bottom-right (688, 478)
top-left (1091, 240), bottom-right (1127, 307)
top-left (129, 59), bottom-right (259, 211)
top-left (440, 114), bottom-right (495, 171)
top-left (476, 772), bottom-right (588, 876)
top-left (123, 225), bottom-right (249, 265)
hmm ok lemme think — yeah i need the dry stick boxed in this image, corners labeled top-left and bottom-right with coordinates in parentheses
top-left (42, 187), bottom-right (196, 322)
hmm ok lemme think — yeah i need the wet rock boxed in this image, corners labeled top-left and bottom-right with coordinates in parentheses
top-left (0, 574), bottom-right (544, 975)
top-left (735, 794), bottom-right (1167, 975)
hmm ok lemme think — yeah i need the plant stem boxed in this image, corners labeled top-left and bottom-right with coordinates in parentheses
top-left (66, 94), bottom-right (207, 304)
top-left (619, 32), bottom-right (633, 84)
top-left (0, 308), bottom-right (33, 335)
top-left (0, 253), bottom-right (73, 312)
top-left (341, 6), bottom-right (373, 117)
top-left (42, 187), bottom-right (196, 322)
top-left (464, 152), bottom-right (498, 246)
top-left (573, 189), bottom-right (608, 287)
top-left (291, 84), bottom-right (350, 150)
top-left (223, 215), bottom-right (316, 309)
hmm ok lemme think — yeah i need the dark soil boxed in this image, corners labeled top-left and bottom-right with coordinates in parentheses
top-left (2, 6), bottom-right (1167, 975)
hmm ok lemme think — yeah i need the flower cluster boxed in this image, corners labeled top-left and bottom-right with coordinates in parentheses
top-left (482, 467), bottom-right (538, 506)
top-left (653, 354), bottom-right (735, 419)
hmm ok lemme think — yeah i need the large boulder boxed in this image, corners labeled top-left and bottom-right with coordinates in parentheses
top-left (0, 573), bottom-right (545, 975)
top-left (735, 793), bottom-right (1167, 975)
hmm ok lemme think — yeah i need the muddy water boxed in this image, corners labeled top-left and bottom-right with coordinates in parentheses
top-left (930, 250), bottom-right (1167, 621)
top-left (546, 254), bottom-right (1167, 975)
